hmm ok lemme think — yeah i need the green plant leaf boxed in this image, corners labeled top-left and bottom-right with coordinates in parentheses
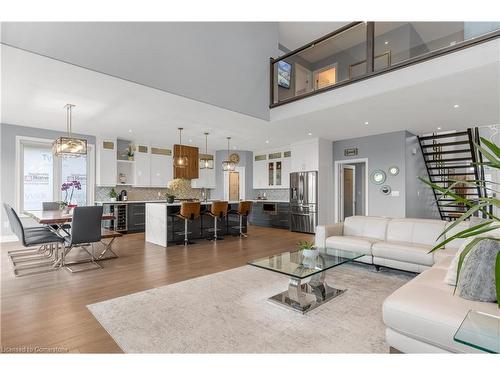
top-left (436, 203), bottom-right (492, 240)
top-left (480, 137), bottom-right (500, 158)
top-left (454, 237), bottom-right (484, 293)
top-left (428, 221), bottom-right (494, 253)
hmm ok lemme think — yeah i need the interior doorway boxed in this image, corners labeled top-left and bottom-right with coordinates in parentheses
top-left (334, 159), bottom-right (368, 222)
top-left (314, 64), bottom-right (337, 90)
top-left (295, 63), bottom-right (313, 96)
top-left (229, 171), bottom-right (240, 201)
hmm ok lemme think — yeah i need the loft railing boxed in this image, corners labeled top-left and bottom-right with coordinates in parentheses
top-left (270, 22), bottom-right (500, 107)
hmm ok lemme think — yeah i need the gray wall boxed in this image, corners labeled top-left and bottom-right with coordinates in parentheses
top-left (333, 131), bottom-right (407, 218)
top-left (1, 123), bottom-right (96, 237)
top-left (213, 150), bottom-right (253, 201)
top-left (1, 22), bottom-right (278, 120)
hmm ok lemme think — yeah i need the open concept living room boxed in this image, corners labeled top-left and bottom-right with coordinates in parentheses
top-left (1, 1), bottom-right (500, 373)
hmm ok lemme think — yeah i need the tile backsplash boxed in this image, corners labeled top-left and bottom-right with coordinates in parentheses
top-left (95, 179), bottom-right (213, 202)
top-left (253, 189), bottom-right (289, 201)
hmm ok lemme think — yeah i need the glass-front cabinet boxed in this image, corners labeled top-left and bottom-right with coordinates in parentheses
top-left (253, 149), bottom-right (291, 189)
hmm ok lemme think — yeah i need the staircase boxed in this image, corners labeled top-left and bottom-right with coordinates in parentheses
top-left (418, 128), bottom-right (489, 221)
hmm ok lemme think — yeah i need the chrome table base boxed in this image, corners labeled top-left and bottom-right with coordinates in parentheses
top-left (268, 271), bottom-right (345, 314)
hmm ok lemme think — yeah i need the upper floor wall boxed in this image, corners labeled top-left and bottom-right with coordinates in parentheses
top-left (1, 22), bottom-right (278, 121)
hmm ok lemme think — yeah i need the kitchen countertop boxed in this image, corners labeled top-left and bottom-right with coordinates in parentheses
top-left (146, 201), bottom-right (243, 207)
top-left (96, 199), bottom-right (290, 205)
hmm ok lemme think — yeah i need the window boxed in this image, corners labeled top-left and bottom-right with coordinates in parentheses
top-left (22, 142), bottom-right (54, 211)
top-left (17, 137), bottom-right (94, 212)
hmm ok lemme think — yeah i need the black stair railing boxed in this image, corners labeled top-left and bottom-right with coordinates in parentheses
top-left (418, 128), bottom-right (490, 221)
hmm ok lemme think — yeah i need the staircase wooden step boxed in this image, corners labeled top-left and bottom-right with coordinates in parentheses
top-left (418, 131), bottom-right (468, 141)
top-left (426, 157), bottom-right (474, 162)
top-left (429, 172), bottom-right (476, 177)
top-left (423, 149), bottom-right (471, 156)
top-left (420, 140), bottom-right (470, 148)
top-left (427, 165), bottom-right (473, 170)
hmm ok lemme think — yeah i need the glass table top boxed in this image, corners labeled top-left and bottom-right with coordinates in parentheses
top-left (248, 248), bottom-right (364, 279)
top-left (454, 310), bottom-right (500, 353)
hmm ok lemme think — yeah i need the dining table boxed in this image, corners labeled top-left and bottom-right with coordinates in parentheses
top-left (23, 209), bottom-right (119, 271)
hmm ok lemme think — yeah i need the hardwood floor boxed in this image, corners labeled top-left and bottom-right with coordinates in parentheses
top-left (1, 226), bottom-right (312, 353)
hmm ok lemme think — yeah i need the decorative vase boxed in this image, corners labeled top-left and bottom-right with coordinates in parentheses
top-left (167, 196), bottom-right (175, 204)
top-left (302, 248), bottom-right (319, 259)
top-left (110, 197), bottom-right (117, 202)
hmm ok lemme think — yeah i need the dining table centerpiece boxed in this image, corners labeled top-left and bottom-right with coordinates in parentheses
top-left (59, 180), bottom-right (82, 213)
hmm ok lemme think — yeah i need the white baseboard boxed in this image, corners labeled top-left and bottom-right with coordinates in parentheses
top-left (1, 235), bottom-right (18, 243)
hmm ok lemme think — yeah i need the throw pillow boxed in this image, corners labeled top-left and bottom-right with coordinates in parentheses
top-left (444, 237), bottom-right (474, 286)
top-left (456, 239), bottom-right (500, 302)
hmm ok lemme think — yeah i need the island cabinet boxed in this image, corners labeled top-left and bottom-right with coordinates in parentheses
top-left (173, 145), bottom-right (199, 179)
top-left (145, 202), bottom-right (246, 247)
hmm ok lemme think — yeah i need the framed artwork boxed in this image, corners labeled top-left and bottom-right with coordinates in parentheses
top-left (277, 60), bottom-right (292, 89)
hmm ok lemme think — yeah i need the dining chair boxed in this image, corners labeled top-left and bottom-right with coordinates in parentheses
top-left (62, 206), bottom-right (104, 273)
top-left (3, 203), bottom-right (64, 276)
top-left (205, 201), bottom-right (228, 241)
top-left (42, 201), bottom-right (72, 233)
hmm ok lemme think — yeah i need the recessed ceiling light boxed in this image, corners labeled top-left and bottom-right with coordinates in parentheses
top-left (128, 129), bottom-right (132, 133)
top-left (453, 104), bottom-right (460, 108)
top-left (265, 140), bottom-right (270, 144)
top-left (364, 121), bottom-right (369, 125)
top-left (233, 146), bottom-right (237, 150)
top-left (308, 132), bottom-right (312, 136)
top-left (188, 138), bottom-right (193, 143)
top-left (437, 127), bottom-right (442, 130)
top-left (384, 41), bottom-right (389, 45)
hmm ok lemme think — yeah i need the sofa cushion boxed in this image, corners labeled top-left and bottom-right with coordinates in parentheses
top-left (383, 266), bottom-right (500, 353)
top-left (372, 241), bottom-right (434, 266)
top-left (325, 235), bottom-right (376, 255)
top-left (343, 216), bottom-right (389, 240)
top-left (386, 218), bottom-right (445, 247)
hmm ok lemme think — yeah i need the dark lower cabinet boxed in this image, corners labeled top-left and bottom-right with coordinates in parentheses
top-left (249, 202), bottom-right (290, 229)
top-left (127, 203), bottom-right (146, 233)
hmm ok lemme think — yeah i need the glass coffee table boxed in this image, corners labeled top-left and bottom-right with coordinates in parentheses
top-left (248, 248), bottom-right (363, 313)
top-left (454, 310), bottom-right (500, 353)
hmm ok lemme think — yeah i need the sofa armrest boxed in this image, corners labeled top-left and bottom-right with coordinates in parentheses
top-left (315, 223), bottom-right (344, 248)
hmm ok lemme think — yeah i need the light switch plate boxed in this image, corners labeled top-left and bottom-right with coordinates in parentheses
top-left (391, 191), bottom-right (400, 197)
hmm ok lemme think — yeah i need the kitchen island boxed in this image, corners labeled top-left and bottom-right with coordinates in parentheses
top-left (145, 201), bottom-right (246, 247)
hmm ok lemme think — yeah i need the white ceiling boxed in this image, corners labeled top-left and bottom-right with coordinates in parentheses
top-left (2, 41), bottom-right (499, 152)
top-left (278, 22), bottom-right (350, 52)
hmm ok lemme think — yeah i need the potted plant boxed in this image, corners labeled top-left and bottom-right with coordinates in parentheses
top-left (109, 188), bottom-right (118, 202)
top-left (420, 136), bottom-right (500, 306)
top-left (297, 240), bottom-right (318, 258)
top-left (127, 145), bottom-right (134, 161)
top-left (60, 180), bottom-right (82, 213)
top-left (166, 194), bottom-right (175, 204)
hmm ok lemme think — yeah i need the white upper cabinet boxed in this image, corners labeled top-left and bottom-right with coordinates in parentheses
top-left (253, 149), bottom-right (291, 189)
top-left (133, 144), bottom-right (151, 187)
top-left (150, 146), bottom-right (173, 187)
top-left (291, 139), bottom-right (319, 172)
top-left (96, 138), bottom-right (117, 187)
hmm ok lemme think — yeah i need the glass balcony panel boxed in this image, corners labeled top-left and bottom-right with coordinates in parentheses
top-left (374, 22), bottom-right (500, 71)
top-left (273, 22), bottom-right (367, 104)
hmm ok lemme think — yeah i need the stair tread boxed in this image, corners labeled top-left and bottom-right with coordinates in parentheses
top-left (423, 149), bottom-right (472, 155)
top-left (421, 140), bottom-right (470, 148)
top-left (419, 131), bottom-right (469, 141)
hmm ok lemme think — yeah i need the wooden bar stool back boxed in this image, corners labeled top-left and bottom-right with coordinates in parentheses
top-left (176, 202), bottom-right (201, 245)
top-left (207, 201), bottom-right (228, 241)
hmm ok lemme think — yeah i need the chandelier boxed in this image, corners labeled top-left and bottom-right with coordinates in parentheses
top-left (53, 104), bottom-right (87, 157)
top-left (173, 127), bottom-right (189, 168)
top-left (200, 132), bottom-right (214, 169)
top-left (221, 137), bottom-right (235, 171)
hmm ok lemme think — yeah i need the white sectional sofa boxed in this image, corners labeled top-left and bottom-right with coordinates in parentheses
top-left (315, 215), bottom-right (499, 353)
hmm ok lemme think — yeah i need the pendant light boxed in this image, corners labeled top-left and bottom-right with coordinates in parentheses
top-left (53, 104), bottom-right (87, 157)
top-left (222, 137), bottom-right (236, 171)
top-left (173, 127), bottom-right (189, 168)
top-left (200, 132), bottom-right (214, 169)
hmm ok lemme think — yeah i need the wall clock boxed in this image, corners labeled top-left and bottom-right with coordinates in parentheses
top-left (229, 153), bottom-right (240, 164)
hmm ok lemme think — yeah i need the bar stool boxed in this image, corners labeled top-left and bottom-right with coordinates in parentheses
top-left (176, 202), bottom-right (201, 245)
top-left (206, 201), bottom-right (228, 241)
top-left (230, 201), bottom-right (252, 237)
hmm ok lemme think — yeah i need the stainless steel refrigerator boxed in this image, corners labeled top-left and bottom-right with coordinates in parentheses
top-left (289, 171), bottom-right (318, 233)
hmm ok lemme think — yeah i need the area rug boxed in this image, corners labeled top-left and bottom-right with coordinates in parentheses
top-left (87, 263), bottom-right (413, 353)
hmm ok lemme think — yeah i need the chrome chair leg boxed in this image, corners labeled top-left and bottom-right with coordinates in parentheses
top-left (64, 244), bottom-right (102, 273)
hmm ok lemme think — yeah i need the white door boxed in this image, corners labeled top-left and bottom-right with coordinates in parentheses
top-left (295, 63), bottom-right (313, 96)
